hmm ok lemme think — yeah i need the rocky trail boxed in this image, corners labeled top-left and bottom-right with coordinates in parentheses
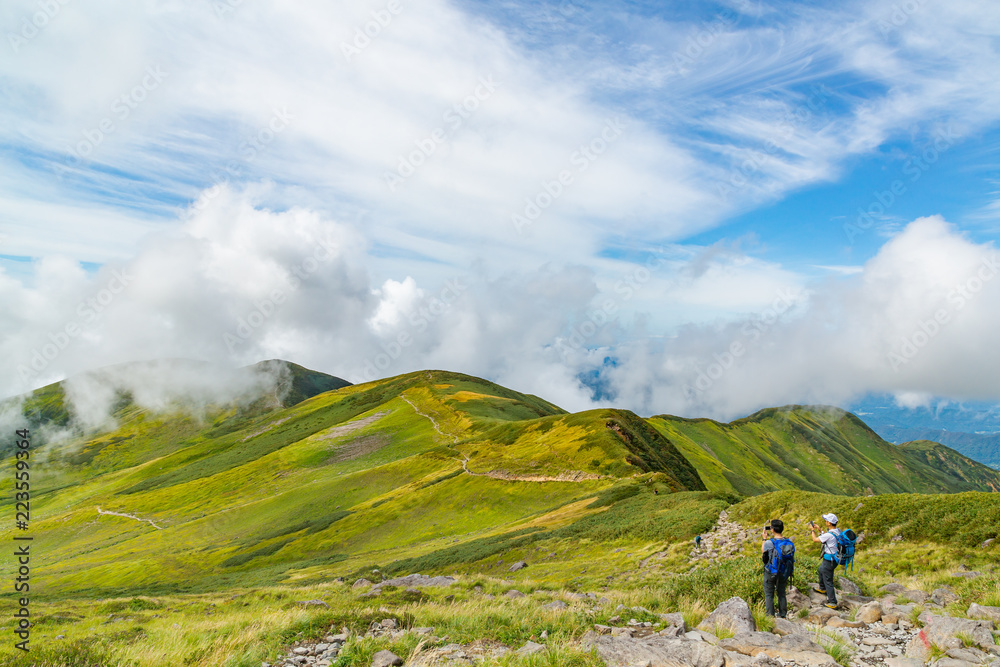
top-left (266, 571), bottom-right (1000, 667)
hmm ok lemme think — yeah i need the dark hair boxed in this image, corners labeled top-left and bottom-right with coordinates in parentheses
top-left (770, 519), bottom-right (784, 534)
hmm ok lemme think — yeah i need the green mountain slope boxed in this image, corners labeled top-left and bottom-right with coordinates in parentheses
top-left (0, 367), bottom-right (703, 596)
top-left (1, 364), bottom-right (997, 600)
top-left (648, 405), bottom-right (1000, 496)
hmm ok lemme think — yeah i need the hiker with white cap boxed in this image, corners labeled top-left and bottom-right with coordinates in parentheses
top-left (809, 513), bottom-right (841, 608)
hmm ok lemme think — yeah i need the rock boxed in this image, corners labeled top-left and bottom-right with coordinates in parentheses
top-left (371, 650), bottom-right (403, 667)
top-left (947, 647), bottom-right (991, 663)
top-left (952, 571), bottom-right (983, 579)
top-left (293, 647), bottom-right (310, 655)
top-left (982, 538), bottom-right (995, 549)
top-left (862, 637), bottom-right (893, 646)
top-left (922, 614), bottom-right (996, 649)
top-left (932, 586), bottom-right (961, 606)
top-left (756, 648), bottom-right (837, 665)
top-left (786, 587), bottom-right (811, 610)
top-left (932, 660), bottom-right (980, 667)
top-left (771, 618), bottom-right (803, 636)
top-left (658, 625), bottom-right (684, 638)
top-left (881, 583), bottom-right (908, 595)
top-left (353, 578), bottom-right (373, 589)
top-left (612, 627), bottom-right (634, 638)
top-left (857, 601), bottom-right (883, 624)
top-left (838, 577), bottom-right (862, 596)
top-left (884, 659), bottom-right (923, 667)
top-left (827, 617), bottom-right (865, 628)
top-left (380, 619), bottom-right (397, 629)
top-left (543, 600), bottom-right (568, 611)
top-left (717, 631), bottom-right (780, 655)
top-left (516, 641), bottom-right (545, 656)
top-left (807, 607), bottom-right (840, 625)
top-left (969, 603), bottom-right (1000, 625)
top-left (372, 574), bottom-right (456, 591)
top-left (412, 627), bottom-right (434, 635)
top-left (504, 589), bottom-right (526, 599)
top-left (582, 634), bottom-right (728, 667)
top-left (595, 624), bottom-right (612, 635)
top-left (509, 561), bottom-right (528, 572)
top-left (658, 612), bottom-right (686, 631)
top-left (697, 597), bottom-right (756, 636)
top-left (904, 589), bottom-right (929, 604)
top-left (296, 599), bottom-right (328, 607)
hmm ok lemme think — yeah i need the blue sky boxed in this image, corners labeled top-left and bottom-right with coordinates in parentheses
top-left (1, 0), bottom-right (999, 419)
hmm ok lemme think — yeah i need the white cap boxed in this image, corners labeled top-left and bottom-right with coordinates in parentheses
top-left (822, 513), bottom-right (838, 525)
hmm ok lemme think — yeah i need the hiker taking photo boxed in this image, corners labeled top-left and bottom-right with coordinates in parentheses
top-left (761, 519), bottom-right (794, 618)
top-left (811, 513), bottom-right (842, 608)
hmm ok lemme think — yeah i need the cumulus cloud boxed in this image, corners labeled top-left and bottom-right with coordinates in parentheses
top-left (3, 187), bottom-right (998, 426)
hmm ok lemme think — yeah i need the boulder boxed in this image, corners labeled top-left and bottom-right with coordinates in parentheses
top-left (884, 659), bottom-right (923, 667)
top-left (509, 561), bottom-right (528, 572)
top-left (371, 650), bottom-right (403, 667)
top-left (657, 625), bottom-right (684, 638)
top-left (837, 577), bottom-right (862, 595)
top-left (771, 618), bottom-right (803, 636)
top-left (881, 583), bottom-right (908, 595)
top-left (968, 603), bottom-right (1000, 625)
top-left (658, 612), bottom-right (686, 631)
top-left (786, 586), bottom-right (811, 610)
top-left (353, 578), bottom-right (373, 589)
top-left (922, 614), bottom-right (996, 649)
top-left (372, 574), bottom-right (456, 591)
top-left (594, 624), bottom-right (612, 635)
top-left (827, 617), bottom-right (865, 628)
top-left (952, 571), bottom-right (983, 579)
top-left (696, 597), bottom-right (756, 636)
top-left (755, 648), bottom-right (837, 665)
top-left (857, 601), bottom-right (883, 624)
top-left (932, 586), bottom-right (961, 606)
top-left (543, 600), bottom-right (568, 611)
top-left (516, 641), bottom-right (545, 656)
top-left (504, 589), bottom-right (527, 599)
top-left (717, 631), bottom-right (780, 655)
top-left (582, 634), bottom-right (728, 667)
top-left (807, 607), bottom-right (840, 625)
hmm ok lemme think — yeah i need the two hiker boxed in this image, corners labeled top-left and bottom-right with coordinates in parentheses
top-left (762, 512), bottom-right (856, 616)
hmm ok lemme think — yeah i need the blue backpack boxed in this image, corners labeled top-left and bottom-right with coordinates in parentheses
top-left (834, 529), bottom-right (857, 570)
top-left (766, 537), bottom-right (795, 578)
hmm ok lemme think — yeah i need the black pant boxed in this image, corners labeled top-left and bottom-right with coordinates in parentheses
top-left (818, 557), bottom-right (838, 604)
top-left (763, 571), bottom-right (788, 617)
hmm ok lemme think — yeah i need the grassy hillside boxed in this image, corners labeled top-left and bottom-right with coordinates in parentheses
top-left (2, 363), bottom-right (998, 606)
top-left (0, 368), bottom-right (704, 598)
top-left (649, 405), bottom-right (1000, 496)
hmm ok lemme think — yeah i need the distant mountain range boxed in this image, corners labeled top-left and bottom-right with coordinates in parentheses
top-left (1, 361), bottom-right (998, 596)
top-left (848, 394), bottom-right (1000, 469)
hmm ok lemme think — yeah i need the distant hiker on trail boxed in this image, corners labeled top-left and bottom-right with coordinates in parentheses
top-left (695, 534), bottom-right (702, 550)
top-left (761, 519), bottom-right (794, 618)
top-left (811, 513), bottom-right (841, 608)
